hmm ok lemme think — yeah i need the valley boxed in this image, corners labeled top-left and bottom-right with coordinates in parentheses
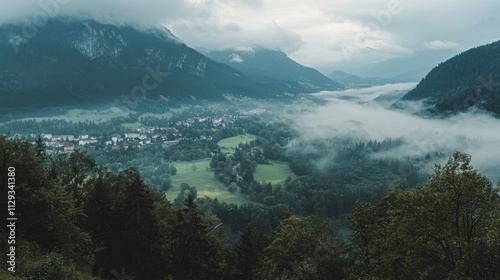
top-left (1, 6), bottom-right (500, 279)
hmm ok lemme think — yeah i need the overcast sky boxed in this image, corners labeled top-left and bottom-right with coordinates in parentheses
top-left (1, 0), bottom-right (499, 74)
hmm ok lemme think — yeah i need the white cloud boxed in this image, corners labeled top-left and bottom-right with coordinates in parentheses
top-left (286, 84), bottom-right (500, 182)
top-left (169, 20), bottom-right (304, 53)
top-left (425, 40), bottom-right (461, 50)
top-left (228, 53), bottom-right (244, 63)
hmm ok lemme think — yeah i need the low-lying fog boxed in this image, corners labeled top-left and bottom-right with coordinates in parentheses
top-left (286, 83), bottom-right (500, 183)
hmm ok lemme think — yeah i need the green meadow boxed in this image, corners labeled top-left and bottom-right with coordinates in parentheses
top-left (166, 159), bottom-right (251, 205)
top-left (138, 105), bottom-right (188, 120)
top-left (217, 134), bottom-right (257, 148)
top-left (15, 107), bottom-right (135, 123)
top-left (254, 160), bottom-right (295, 185)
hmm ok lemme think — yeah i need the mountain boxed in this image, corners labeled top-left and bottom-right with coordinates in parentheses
top-left (363, 50), bottom-right (459, 82)
top-left (328, 70), bottom-right (389, 88)
top-left (206, 48), bottom-right (343, 92)
top-left (402, 40), bottom-right (500, 116)
top-left (0, 18), bottom-right (333, 114)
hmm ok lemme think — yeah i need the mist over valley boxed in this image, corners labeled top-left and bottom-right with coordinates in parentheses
top-left (1, 1), bottom-right (500, 279)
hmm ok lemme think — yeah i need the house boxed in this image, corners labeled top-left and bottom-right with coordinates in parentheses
top-left (60, 135), bottom-right (75, 141)
top-left (111, 145), bottom-right (119, 150)
top-left (200, 135), bottom-right (207, 141)
top-left (79, 135), bottom-right (89, 140)
top-left (42, 134), bottom-right (52, 140)
top-left (78, 140), bottom-right (90, 146)
top-left (125, 133), bottom-right (140, 139)
top-left (111, 134), bottom-right (123, 144)
top-left (63, 143), bottom-right (74, 152)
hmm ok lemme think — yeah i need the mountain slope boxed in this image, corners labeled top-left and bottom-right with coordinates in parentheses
top-left (402, 40), bottom-right (500, 116)
top-left (206, 48), bottom-right (343, 91)
top-left (328, 70), bottom-right (391, 88)
top-left (363, 50), bottom-right (458, 82)
top-left (0, 19), bottom-right (326, 114)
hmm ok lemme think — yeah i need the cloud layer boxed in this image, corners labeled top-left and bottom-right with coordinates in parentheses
top-left (286, 84), bottom-right (500, 183)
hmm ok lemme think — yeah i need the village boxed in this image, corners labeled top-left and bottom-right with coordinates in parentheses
top-left (25, 108), bottom-right (269, 154)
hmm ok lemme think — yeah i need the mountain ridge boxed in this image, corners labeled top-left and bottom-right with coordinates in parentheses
top-left (402, 40), bottom-right (500, 116)
top-left (0, 18), bottom-right (341, 114)
top-left (206, 48), bottom-right (343, 92)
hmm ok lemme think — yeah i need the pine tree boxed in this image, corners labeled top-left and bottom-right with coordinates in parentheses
top-left (115, 168), bottom-right (163, 279)
top-left (234, 225), bottom-right (261, 280)
top-left (171, 195), bottom-right (219, 280)
top-left (84, 170), bottom-right (118, 278)
top-left (35, 134), bottom-right (48, 162)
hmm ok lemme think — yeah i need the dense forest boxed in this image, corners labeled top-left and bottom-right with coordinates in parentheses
top-left (403, 40), bottom-right (500, 116)
top-left (1, 135), bottom-right (499, 279)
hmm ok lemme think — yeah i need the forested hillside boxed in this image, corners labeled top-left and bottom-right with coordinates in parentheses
top-left (403, 40), bottom-right (500, 116)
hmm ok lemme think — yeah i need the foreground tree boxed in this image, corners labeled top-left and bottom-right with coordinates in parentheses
top-left (348, 152), bottom-right (500, 279)
top-left (0, 136), bottom-right (94, 278)
top-left (257, 216), bottom-right (349, 280)
top-left (233, 225), bottom-right (263, 280)
top-left (171, 195), bottom-right (222, 280)
top-left (115, 168), bottom-right (164, 279)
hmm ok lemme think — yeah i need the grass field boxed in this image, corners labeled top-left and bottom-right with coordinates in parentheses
top-left (254, 160), bottom-right (295, 185)
top-left (121, 122), bottom-right (143, 129)
top-left (166, 159), bottom-right (251, 205)
top-left (217, 134), bottom-right (257, 148)
top-left (138, 105), bottom-right (188, 120)
top-left (10, 104), bottom-right (188, 125)
top-left (14, 107), bottom-right (135, 123)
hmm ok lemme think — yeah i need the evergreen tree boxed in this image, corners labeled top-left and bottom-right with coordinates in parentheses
top-left (115, 168), bottom-right (163, 279)
top-left (171, 195), bottom-right (220, 280)
top-left (233, 225), bottom-right (261, 280)
top-left (84, 169), bottom-right (118, 278)
top-left (35, 134), bottom-right (48, 162)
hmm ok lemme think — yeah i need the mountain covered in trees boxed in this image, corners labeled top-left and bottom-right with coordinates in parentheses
top-left (207, 48), bottom-right (343, 92)
top-left (402, 40), bottom-right (500, 116)
top-left (0, 18), bottom-right (341, 114)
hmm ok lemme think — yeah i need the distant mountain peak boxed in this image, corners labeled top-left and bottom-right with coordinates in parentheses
top-left (207, 47), bottom-right (343, 91)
